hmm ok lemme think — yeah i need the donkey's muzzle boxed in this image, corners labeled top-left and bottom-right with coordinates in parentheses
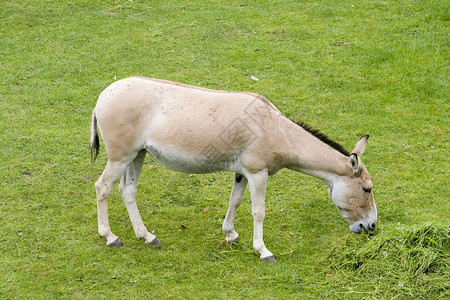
top-left (350, 220), bottom-right (376, 234)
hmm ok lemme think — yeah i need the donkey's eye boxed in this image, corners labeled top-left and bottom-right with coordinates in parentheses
top-left (363, 188), bottom-right (372, 193)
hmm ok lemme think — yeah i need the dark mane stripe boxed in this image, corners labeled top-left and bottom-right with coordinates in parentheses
top-left (294, 120), bottom-right (350, 157)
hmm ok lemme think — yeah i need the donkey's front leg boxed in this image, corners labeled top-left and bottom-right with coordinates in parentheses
top-left (222, 173), bottom-right (248, 243)
top-left (246, 170), bottom-right (276, 263)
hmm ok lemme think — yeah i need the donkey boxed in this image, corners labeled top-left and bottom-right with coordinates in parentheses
top-left (90, 76), bottom-right (377, 263)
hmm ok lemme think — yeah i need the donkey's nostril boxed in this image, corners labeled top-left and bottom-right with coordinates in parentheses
top-left (369, 223), bottom-right (376, 230)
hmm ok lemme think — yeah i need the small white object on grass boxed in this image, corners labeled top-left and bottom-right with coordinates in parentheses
top-left (251, 75), bottom-right (259, 81)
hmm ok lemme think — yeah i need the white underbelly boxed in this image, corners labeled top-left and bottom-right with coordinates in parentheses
top-left (144, 144), bottom-right (241, 174)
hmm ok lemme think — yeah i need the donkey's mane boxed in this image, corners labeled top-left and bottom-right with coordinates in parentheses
top-left (294, 120), bottom-right (350, 157)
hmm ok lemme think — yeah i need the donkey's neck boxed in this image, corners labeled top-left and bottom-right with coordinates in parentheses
top-left (281, 119), bottom-right (350, 186)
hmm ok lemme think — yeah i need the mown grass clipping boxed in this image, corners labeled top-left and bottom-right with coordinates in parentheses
top-left (321, 223), bottom-right (450, 299)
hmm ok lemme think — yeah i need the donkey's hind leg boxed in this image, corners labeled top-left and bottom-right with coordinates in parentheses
top-left (95, 160), bottom-right (130, 247)
top-left (222, 174), bottom-right (248, 243)
top-left (119, 150), bottom-right (161, 246)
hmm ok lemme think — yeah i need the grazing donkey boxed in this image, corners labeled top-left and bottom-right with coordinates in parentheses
top-left (90, 77), bottom-right (377, 263)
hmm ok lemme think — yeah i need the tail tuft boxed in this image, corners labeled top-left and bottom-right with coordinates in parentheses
top-left (89, 110), bottom-right (100, 163)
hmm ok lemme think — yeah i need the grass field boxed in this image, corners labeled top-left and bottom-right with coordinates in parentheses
top-left (1, 0), bottom-right (448, 298)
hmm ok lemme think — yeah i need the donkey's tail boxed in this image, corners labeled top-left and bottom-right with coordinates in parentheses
top-left (89, 110), bottom-right (100, 163)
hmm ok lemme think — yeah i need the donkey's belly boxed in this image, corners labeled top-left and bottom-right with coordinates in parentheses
top-left (144, 143), bottom-right (240, 174)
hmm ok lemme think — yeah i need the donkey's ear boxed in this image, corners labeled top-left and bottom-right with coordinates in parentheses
top-left (351, 134), bottom-right (369, 156)
top-left (350, 135), bottom-right (369, 174)
top-left (350, 154), bottom-right (361, 173)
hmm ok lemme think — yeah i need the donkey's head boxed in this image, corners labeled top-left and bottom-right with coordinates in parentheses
top-left (328, 135), bottom-right (377, 234)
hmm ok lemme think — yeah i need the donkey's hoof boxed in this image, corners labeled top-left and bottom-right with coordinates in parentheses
top-left (261, 255), bottom-right (277, 263)
top-left (146, 237), bottom-right (162, 246)
top-left (107, 238), bottom-right (123, 248)
top-left (228, 236), bottom-right (241, 243)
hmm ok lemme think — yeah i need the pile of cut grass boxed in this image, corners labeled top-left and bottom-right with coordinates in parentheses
top-left (321, 223), bottom-right (449, 299)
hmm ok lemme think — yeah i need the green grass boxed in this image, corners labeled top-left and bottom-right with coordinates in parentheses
top-left (1, 0), bottom-right (448, 298)
top-left (322, 223), bottom-right (449, 298)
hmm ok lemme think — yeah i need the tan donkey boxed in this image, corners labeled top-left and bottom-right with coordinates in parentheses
top-left (90, 76), bottom-right (377, 263)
